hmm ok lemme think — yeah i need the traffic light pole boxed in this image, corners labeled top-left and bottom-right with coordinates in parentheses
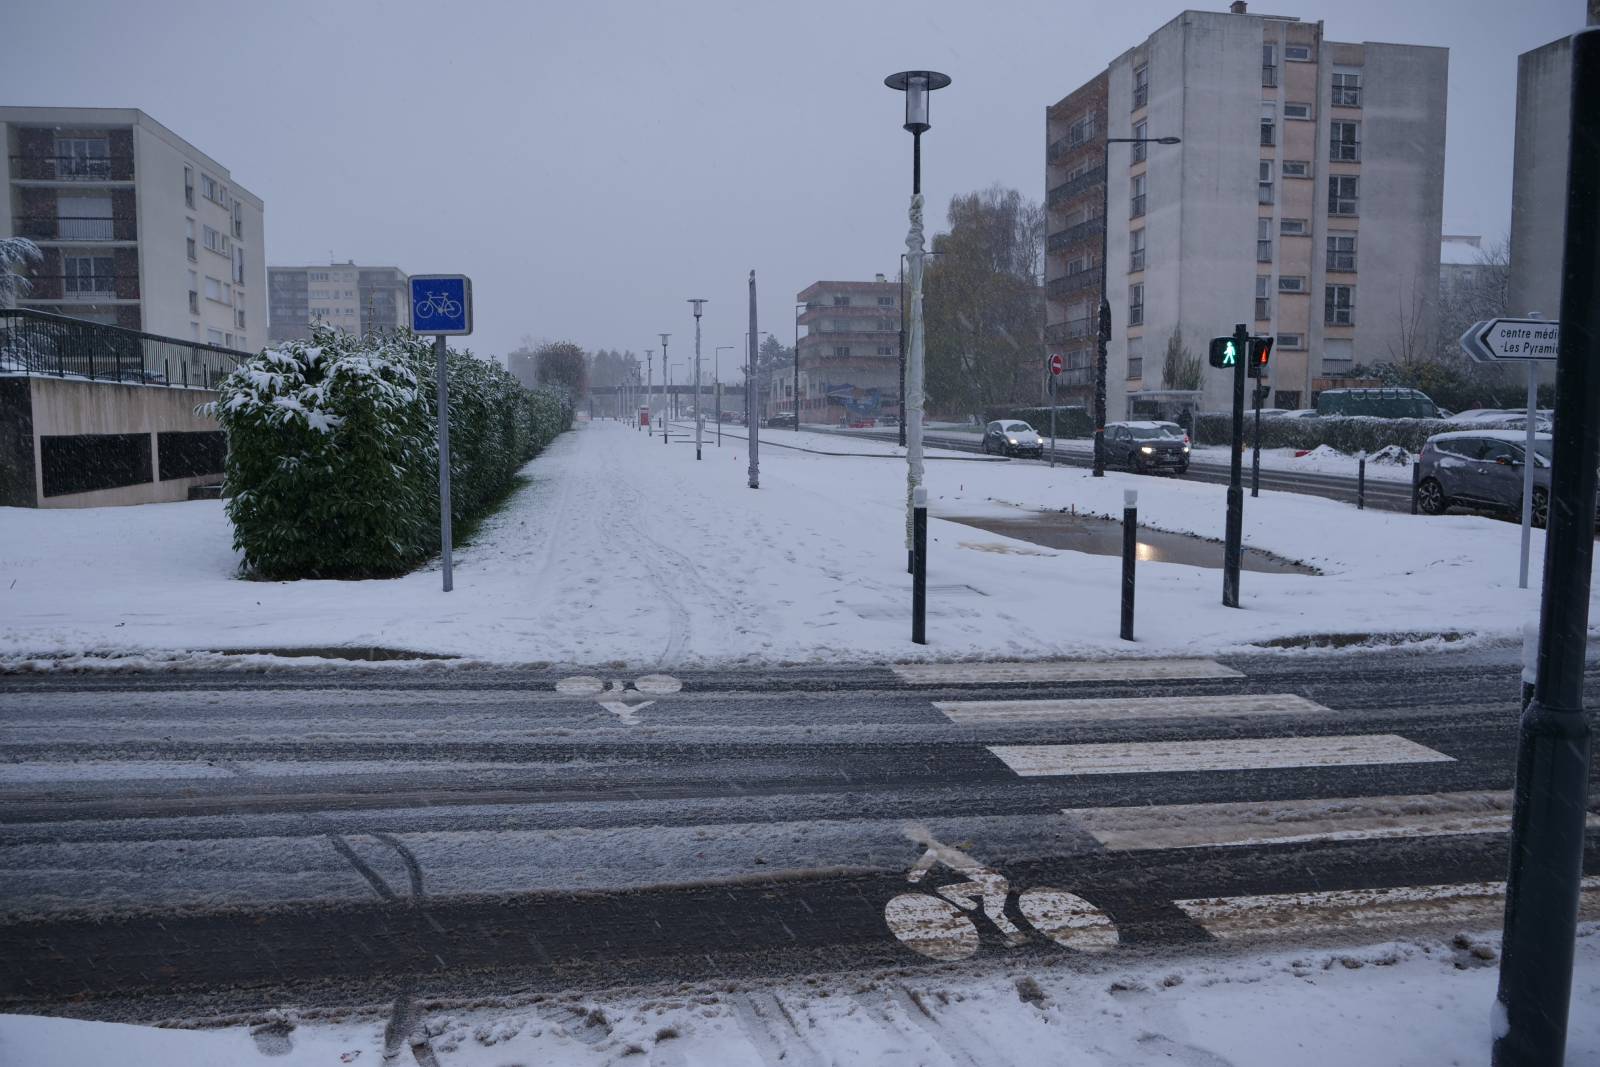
top-left (1251, 376), bottom-right (1263, 498)
top-left (1492, 27), bottom-right (1599, 1066)
top-left (1222, 322), bottom-right (1247, 608)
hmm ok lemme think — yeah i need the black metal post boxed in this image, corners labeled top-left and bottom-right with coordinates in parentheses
top-left (1250, 379), bottom-right (1262, 498)
top-left (912, 487), bottom-right (927, 645)
top-left (900, 262), bottom-right (908, 448)
top-left (1357, 454), bottom-right (1367, 510)
top-left (794, 305), bottom-right (802, 431)
top-left (716, 382), bottom-right (722, 446)
top-left (1093, 140), bottom-right (1111, 478)
top-left (1493, 28), bottom-right (1600, 1066)
top-left (1222, 322), bottom-right (1247, 608)
top-left (912, 130), bottom-right (922, 197)
top-left (1120, 490), bottom-right (1137, 641)
top-left (1411, 461), bottom-right (1420, 515)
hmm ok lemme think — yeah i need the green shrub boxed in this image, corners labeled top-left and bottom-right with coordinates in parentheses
top-left (1192, 413), bottom-right (1477, 453)
top-left (214, 325), bottom-right (571, 579)
top-left (984, 405), bottom-right (1094, 438)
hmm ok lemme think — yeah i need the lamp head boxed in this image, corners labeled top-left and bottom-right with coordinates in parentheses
top-left (884, 70), bottom-right (951, 134)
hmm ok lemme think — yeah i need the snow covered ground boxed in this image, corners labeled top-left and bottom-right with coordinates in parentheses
top-left (0, 419), bottom-right (1575, 668)
top-left (3, 926), bottom-right (1596, 1065)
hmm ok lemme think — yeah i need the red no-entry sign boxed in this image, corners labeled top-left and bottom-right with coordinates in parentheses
top-left (1049, 353), bottom-right (1064, 376)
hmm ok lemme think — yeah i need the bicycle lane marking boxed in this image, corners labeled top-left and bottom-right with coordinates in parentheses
top-left (554, 673), bottom-right (682, 726)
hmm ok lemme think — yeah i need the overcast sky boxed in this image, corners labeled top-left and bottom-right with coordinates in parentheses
top-left (3, 0), bottom-right (1583, 368)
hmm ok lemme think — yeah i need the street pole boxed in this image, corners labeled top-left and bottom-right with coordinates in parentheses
top-left (645, 350), bottom-right (654, 435)
top-left (747, 271), bottom-right (760, 489)
top-left (1120, 489), bottom-right (1137, 640)
top-left (794, 303), bottom-right (803, 430)
top-left (1222, 321), bottom-right (1247, 608)
top-left (689, 299), bottom-right (707, 461)
top-left (905, 156), bottom-right (926, 576)
top-left (1493, 28), bottom-right (1599, 1066)
top-left (1049, 375), bottom-right (1057, 468)
top-left (899, 259), bottom-right (907, 448)
top-left (1093, 138), bottom-right (1111, 477)
top-left (1251, 375), bottom-right (1263, 497)
top-left (911, 486), bottom-right (927, 644)
top-left (434, 334), bottom-right (453, 593)
top-left (1519, 359), bottom-right (1537, 589)
top-left (659, 333), bottom-right (670, 445)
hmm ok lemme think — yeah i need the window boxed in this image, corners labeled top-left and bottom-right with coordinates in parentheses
top-left (877, 296), bottom-right (895, 306)
top-left (236, 308), bottom-right (246, 329)
top-left (1132, 64), bottom-right (1148, 110)
top-left (1069, 115), bottom-right (1095, 146)
top-left (1329, 175), bottom-right (1359, 215)
top-left (1324, 337), bottom-right (1354, 363)
top-left (1277, 333), bottom-right (1304, 349)
top-left (1130, 174), bottom-right (1146, 219)
top-left (1260, 104), bottom-right (1276, 147)
top-left (204, 276), bottom-right (226, 303)
top-left (232, 199), bottom-right (243, 239)
top-left (876, 345), bottom-right (892, 355)
top-left (1280, 217), bottom-right (1309, 235)
top-left (1282, 160), bottom-right (1311, 178)
top-left (1286, 44), bottom-right (1312, 61)
top-left (1256, 276), bottom-right (1271, 321)
top-left (1128, 283), bottom-right (1144, 326)
top-left (185, 218), bottom-right (196, 261)
top-left (1284, 102), bottom-right (1312, 120)
top-left (225, 332), bottom-right (235, 348)
top-left (1257, 218), bottom-right (1273, 262)
top-left (203, 224), bottom-right (230, 256)
top-left (1327, 232), bottom-right (1357, 272)
top-left (833, 346), bottom-right (850, 357)
top-left (208, 328), bottom-right (225, 346)
top-left (188, 269), bottom-right (199, 314)
top-left (184, 166), bottom-right (195, 208)
top-left (1326, 284), bottom-right (1355, 325)
top-left (1262, 44), bottom-right (1278, 87)
top-left (309, 272), bottom-right (329, 281)
top-left (1279, 276), bottom-right (1307, 292)
top-left (1330, 120), bottom-right (1360, 161)
top-left (1332, 72), bottom-right (1361, 107)
top-left (233, 247), bottom-right (245, 285)
top-left (1127, 337), bottom-right (1144, 380)
top-left (63, 255), bottom-right (114, 294)
top-left (1131, 121), bottom-right (1147, 163)
top-left (1129, 228), bottom-right (1146, 272)
top-left (1068, 255), bottom-right (1091, 275)
top-left (833, 295), bottom-right (850, 306)
top-left (876, 319), bottom-right (895, 332)
top-left (55, 137), bottom-right (109, 178)
top-left (1275, 389), bottom-right (1302, 409)
top-left (200, 173), bottom-right (227, 206)
top-left (1259, 160), bottom-right (1274, 204)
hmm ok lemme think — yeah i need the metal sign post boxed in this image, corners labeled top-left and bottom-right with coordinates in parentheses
top-left (1459, 316), bottom-right (1559, 589)
top-left (409, 274), bottom-right (472, 594)
top-left (1048, 353), bottom-right (1062, 467)
top-left (1222, 322), bottom-right (1248, 608)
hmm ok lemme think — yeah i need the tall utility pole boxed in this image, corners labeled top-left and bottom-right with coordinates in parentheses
top-left (659, 333), bottom-right (670, 445)
top-left (747, 271), bottom-right (760, 488)
top-left (645, 349), bottom-right (654, 435)
top-left (688, 299), bottom-right (707, 460)
top-left (793, 303), bottom-right (806, 430)
top-left (1222, 321), bottom-right (1248, 608)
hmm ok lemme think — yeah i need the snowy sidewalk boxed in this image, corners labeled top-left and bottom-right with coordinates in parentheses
top-left (0, 419), bottom-right (1577, 667)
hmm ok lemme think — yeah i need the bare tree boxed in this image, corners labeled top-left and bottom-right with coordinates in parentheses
top-left (1160, 325), bottom-right (1202, 391)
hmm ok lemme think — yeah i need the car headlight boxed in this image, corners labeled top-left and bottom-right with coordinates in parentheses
top-left (1183, 445), bottom-right (1191, 453)
top-left (1140, 446), bottom-right (1153, 454)
top-left (1008, 438), bottom-right (1018, 444)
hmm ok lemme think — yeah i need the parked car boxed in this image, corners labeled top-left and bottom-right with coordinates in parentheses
top-left (1315, 387), bottom-right (1443, 419)
top-left (981, 420), bottom-right (1044, 458)
top-left (767, 410), bottom-right (797, 429)
top-left (1416, 430), bottom-right (1565, 527)
top-left (1103, 421), bottom-right (1190, 474)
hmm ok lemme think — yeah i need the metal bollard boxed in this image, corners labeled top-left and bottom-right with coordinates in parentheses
top-left (912, 486), bottom-right (928, 645)
top-left (1121, 489), bottom-right (1137, 641)
top-left (1411, 460), bottom-right (1421, 515)
top-left (1357, 451), bottom-right (1367, 510)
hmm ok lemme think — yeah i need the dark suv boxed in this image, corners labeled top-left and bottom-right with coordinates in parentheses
top-left (1417, 431), bottom-right (1554, 526)
top-left (1103, 421), bottom-right (1190, 474)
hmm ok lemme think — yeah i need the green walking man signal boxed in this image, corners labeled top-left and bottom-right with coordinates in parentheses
top-left (1209, 335), bottom-right (1274, 378)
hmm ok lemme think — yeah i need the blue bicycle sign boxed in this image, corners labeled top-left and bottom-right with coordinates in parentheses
top-left (409, 274), bottom-right (472, 335)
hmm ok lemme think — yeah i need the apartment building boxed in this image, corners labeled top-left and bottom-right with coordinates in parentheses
top-left (0, 107), bottom-right (265, 351)
top-left (1043, 72), bottom-right (1108, 408)
top-left (267, 261), bottom-right (409, 342)
top-left (785, 277), bottom-right (901, 423)
top-left (1044, 4), bottom-right (1447, 415)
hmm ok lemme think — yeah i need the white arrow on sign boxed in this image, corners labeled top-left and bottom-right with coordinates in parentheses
top-left (1458, 318), bottom-right (1560, 363)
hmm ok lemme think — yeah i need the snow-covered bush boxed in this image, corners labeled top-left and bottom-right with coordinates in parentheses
top-left (1193, 413), bottom-right (1481, 453)
top-left (214, 326), bottom-right (571, 579)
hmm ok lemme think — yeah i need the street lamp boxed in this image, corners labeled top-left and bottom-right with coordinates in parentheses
top-left (659, 333), bottom-right (671, 445)
top-left (1093, 134), bottom-right (1181, 477)
top-left (885, 69), bottom-right (949, 596)
top-left (688, 299), bottom-right (708, 460)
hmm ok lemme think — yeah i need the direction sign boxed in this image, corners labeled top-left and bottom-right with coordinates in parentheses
top-left (1459, 318), bottom-right (1559, 363)
top-left (410, 274), bottom-right (473, 336)
top-left (1049, 353), bottom-right (1064, 376)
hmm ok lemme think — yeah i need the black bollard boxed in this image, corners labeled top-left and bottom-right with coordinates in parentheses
top-left (1411, 460), bottom-right (1420, 515)
top-left (912, 487), bottom-right (928, 645)
top-left (1121, 489), bottom-right (1137, 641)
top-left (1357, 452), bottom-right (1367, 510)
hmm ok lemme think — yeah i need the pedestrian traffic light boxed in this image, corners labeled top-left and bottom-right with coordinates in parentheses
top-left (1247, 336), bottom-right (1274, 379)
top-left (1209, 337), bottom-right (1241, 369)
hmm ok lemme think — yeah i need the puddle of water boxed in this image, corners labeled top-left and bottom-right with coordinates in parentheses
top-left (945, 514), bottom-right (1318, 576)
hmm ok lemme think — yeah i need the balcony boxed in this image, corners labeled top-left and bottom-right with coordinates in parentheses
top-left (9, 155), bottom-right (135, 182)
top-left (1046, 164), bottom-right (1106, 208)
top-left (1047, 133), bottom-right (1099, 164)
top-left (14, 215), bottom-right (136, 242)
top-left (1045, 317), bottom-right (1094, 344)
top-left (22, 274), bottom-right (139, 302)
top-left (1046, 217), bottom-right (1105, 254)
top-left (1047, 272), bottom-right (1098, 301)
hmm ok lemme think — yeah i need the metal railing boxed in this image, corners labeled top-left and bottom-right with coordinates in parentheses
top-left (15, 215), bottom-right (137, 241)
top-left (1045, 317), bottom-right (1094, 344)
top-left (1046, 164), bottom-right (1105, 207)
top-left (20, 274), bottom-right (137, 300)
top-left (1047, 272), bottom-right (1098, 301)
top-left (9, 155), bottom-right (135, 181)
top-left (1046, 217), bottom-right (1105, 253)
top-left (0, 308), bottom-right (246, 388)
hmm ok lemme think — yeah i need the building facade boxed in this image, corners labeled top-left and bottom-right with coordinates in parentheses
top-left (1044, 5), bottom-right (1447, 416)
top-left (783, 277), bottom-right (901, 424)
top-left (267, 261), bottom-right (409, 342)
top-left (1507, 34), bottom-right (1576, 322)
top-left (0, 107), bottom-right (265, 351)
top-left (1043, 71), bottom-right (1108, 408)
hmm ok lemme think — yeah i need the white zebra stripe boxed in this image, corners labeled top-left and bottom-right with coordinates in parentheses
top-left (989, 734), bottom-right (1454, 777)
top-left (940, 692), bottom-right (1325, 725)
top-left (892, 658), bottom-right (1241, 684)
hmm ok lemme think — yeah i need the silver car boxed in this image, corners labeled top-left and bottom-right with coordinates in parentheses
top-left (1416, 430), bottom-right (1553, 526)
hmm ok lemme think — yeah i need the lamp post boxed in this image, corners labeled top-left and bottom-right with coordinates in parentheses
top-left (1092, 134), bottom-right (1181, 477)
top-left (886, 69), bottom-right (949, 586)
top-left (688, 299), bottom-right (708, 459)
top-left (645, 349), bottom-right (654, 435)
top-left (715, 345), bottom-right (733, 443)
top-left (793, 303), bottom-right (806, 430)
top-left (659, 333), bottom-right (670, 444)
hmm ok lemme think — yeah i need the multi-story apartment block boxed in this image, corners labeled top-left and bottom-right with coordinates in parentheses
top-left (1043, 72), bottom-right (1108, 408)
top-left (0, 107), bottom-right (265, 351)
top-left (1044, 4), bottom-right (1447, 416)
top-left (267, 261), bottom-right (409, 342)
top-left (785, 277), bottom-right (901, 424)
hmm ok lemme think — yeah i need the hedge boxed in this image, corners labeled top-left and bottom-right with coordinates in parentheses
top-left (1193, 413), bottom-right (1483, 453)
top-left (984, 405), bottom-right (1094, 438)
top-left (213, 326), bottom-right (572, 579)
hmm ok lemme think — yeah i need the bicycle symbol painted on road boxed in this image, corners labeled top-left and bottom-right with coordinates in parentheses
top-left (413, 290), bottom-right (464, 321)
top-left (555, 674), bottom-right (682, 725)
top-left (884, 830), bottom-right (1118, 961)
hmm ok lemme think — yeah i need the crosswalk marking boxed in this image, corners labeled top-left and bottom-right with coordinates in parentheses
top-left (892, 658), bottom-right (1242, 684)
top-left (1174, 877), bottom-right (1600, 941)
top-left (989, 734), bottom-right (1455, 777)
top-left (1058, 790), bottom-right (1589, 851)
top-left (939, 692), bottom-right (1324, 725)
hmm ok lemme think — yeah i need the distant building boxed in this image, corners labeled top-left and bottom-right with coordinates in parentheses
top-left (0, 106), bottom-right (265, 351)
top-left (1044, 4), bottom-right (1447, 416)
top-left (784, 276), bottom-right (901, 424)
top-left (1439, 234), bottom-right (1486, 305)
top-left (506, 345), bottom-right (539, 388)
top-left (267, 261), bottom-right (408, 342)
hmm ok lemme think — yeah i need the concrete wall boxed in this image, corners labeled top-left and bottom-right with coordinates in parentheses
top-left (1508, 36), bottom-right (1572, 320)
top-left (8, 376), bottom-right (223, 507)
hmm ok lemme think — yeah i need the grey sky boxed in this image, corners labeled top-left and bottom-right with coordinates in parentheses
top-left (2, 0), bottom-right (1582, 367)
